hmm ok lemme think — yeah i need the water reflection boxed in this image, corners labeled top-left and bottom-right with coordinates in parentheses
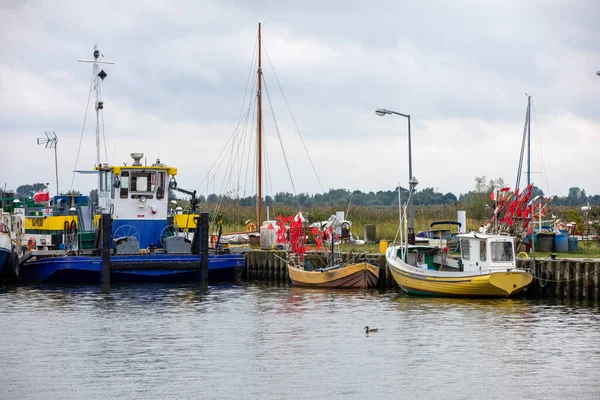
top-left (0, 283), bottom-right (598, 400)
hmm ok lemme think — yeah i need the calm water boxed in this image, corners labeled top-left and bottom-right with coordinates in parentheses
top-left (1, 283), bottom-right (599, 400)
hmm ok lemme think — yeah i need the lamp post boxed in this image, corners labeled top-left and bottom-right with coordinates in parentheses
top-left (375, 108), bottom-right (417, 236)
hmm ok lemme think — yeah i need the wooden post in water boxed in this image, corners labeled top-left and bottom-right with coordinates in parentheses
top-left (554, 261), bottom-right (561, 298)
top-left (101, 213), bottom-right (111, 284)
top-left (575, 261), bottom-right (582, 299)
top-left (590, 262), bottom-right (600, 301)
top-left (200, 213), bottom-right (209, 281)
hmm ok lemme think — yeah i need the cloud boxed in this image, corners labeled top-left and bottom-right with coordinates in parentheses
top-left (1, 0), bottom-right (599, 200)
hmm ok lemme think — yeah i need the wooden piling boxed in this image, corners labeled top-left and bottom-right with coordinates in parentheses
top-left (200, 213), bottom-right (209, 282)
top-left (101, 213), bottom-right (111, 284)
top-left (591, 262), bottom-right (600, 301)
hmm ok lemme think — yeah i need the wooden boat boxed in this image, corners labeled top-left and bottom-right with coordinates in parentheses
top-left (386, 232), bottom-right (532, 297)
top-left (288, 261), bottom-right (379, 288)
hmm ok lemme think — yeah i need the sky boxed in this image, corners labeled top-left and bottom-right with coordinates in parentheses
top-left (1, 0), bottom-right (599, 201)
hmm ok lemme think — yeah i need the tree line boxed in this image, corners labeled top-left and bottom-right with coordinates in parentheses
top-left (7, 179), bottom-right (600, 210)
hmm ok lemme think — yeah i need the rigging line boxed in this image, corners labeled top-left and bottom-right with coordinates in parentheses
top-left (234, 35), bottom-right (259, 127)
top-left (98, 82), bottom-right (109, 162)
top-left (262, 75), bottom-right (301, 210)
top-left (198, 128), bottom-right (239, 194)
top-left (515, 101), bottom-right (529, 190)
top-left (243, 98), bottom-right (257, 198)
top-left (238, 63), bottom-right (259, 198)
top-left (211, 91), bottom-right (256, 217)
top-left (262, 40), bottom-right (325, 193)
top-left (345, 191), bottom-right (354, 220)
top-left (234, 87), bottom-right (257, 197)
top-left (531, 102), bottom-right (551, 195)
top-left (70, 70), bottom-right (95, 191)
top-left (196, 46), bottom-right (259, 195)
top-left (263, 127), bottom-right (274, 200)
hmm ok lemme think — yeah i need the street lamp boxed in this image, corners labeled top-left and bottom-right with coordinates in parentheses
top-left (375, 108), bottom-right (417, 237)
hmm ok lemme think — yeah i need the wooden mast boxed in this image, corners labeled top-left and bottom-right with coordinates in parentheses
top-left (257, 22), bottom-right (263, 228)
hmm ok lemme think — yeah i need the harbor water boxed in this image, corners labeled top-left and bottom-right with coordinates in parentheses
top-left (1, 283), bottom-right (599, 399)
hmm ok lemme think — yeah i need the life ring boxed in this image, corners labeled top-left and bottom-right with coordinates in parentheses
top-left (27, 237), bottom-right (36, 251)
top-left (516, 252), bottom-right (530, 259)
top-left (210, 234), bottom-right (218, 248)
top-left (245, 222), bottom-right (257, 232)
top-left (539, 269), bottom-right (552, 288)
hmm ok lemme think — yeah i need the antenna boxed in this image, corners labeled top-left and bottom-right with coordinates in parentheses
top-left (37, 131), bottom-right (59, 195)
top-left (78, 45), bottom-right (115, 190)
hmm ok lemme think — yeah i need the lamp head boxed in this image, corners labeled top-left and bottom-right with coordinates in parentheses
top-left (375, 108), bottom-right (389, 116)
top-left (597, 70), bottom-right (600, 76)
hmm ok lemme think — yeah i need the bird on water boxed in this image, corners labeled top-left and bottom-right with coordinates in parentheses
top-left (364, 326), bottom-right (378, 333)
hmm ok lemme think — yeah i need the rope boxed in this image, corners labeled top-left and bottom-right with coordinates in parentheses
top-left (98, 82), bottom-right (108, 162)
top-left (515, 99), bottom-right (529, 190)
top-left (70, 70), bottom-right (94, 191)
top-left (531, 101), bottom-right (551, 196)
top-left (531, 260), bottom-right (600, 283)
top-left (262, 75), bottom-right (301, 210)
top-left (263, 40), bottom-right (325, 193)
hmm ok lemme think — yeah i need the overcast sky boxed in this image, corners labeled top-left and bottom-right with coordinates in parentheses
top-left (1, 0), bottom-right (599, 200)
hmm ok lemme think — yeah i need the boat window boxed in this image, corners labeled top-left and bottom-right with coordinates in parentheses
top-left (99, 171), bottom-right (111, 192)
top-left (120, 171), bottom-right (129, 199)
top-left (156, 172), bottom-right (165, 200)
top-left (479, 241), bottom-right (487, 261)
top-left (491, 242), bottom-right (514, 262)
top-left (130, 171), bottom-right (155, 193)
top-left (461, 239), bottom-right (470, 260)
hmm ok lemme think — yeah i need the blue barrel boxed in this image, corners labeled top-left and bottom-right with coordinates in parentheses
top-left (555, 233), bottom-right (568, 253)
top-left (537, 233), bottom-right (555, 252)
top-left (568, 236), bottom-right (578, 252)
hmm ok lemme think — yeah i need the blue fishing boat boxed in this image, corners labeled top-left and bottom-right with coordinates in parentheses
top-left (0, 218), bottom-right (19, 281)
top-left (18, 45), bottom-right (245, 284)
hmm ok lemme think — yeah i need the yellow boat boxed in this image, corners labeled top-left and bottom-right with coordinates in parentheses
top-left (386, 232), bottom-right (532, 297)
top-left (288, 261), bottom-right (380, 288)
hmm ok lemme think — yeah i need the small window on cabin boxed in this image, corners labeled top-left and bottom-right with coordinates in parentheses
top-left (120, 172), bottom-right (129, 199)
top-left (130, 172), bottom-right (155, 193)
top-left (156, 172), bottom-right (165, 200)
top-left (491, 242), bottom-right (514, 262)
top-left (461, 239), bottom-right (470, 260)
top-left (479, 241), bottom-right (487, 261)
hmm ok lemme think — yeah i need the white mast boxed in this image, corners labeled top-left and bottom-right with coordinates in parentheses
top-left (77, 45), bottom-right (115, 189)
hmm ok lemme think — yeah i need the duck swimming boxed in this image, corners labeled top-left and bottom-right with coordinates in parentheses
top-left (364, 326), bottom-right (378, 333)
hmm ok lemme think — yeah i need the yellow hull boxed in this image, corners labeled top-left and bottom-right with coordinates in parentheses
top-left (288, 262), bottom-right (380, 288)
top-left (25, 215), bottom-right (79, 232)
top-left (388, 262), bottom-right (532, 297)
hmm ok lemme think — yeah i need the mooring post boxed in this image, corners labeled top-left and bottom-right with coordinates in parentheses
top-left (200, 212), bottom-right (209, 282)
top-left (101, 213), bottom-right (111, 284)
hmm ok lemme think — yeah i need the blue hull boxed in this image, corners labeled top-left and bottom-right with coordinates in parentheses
top-left (19, 253), bottom-right (245, 284)
top-left (0, 248), bottom-right (9, 277)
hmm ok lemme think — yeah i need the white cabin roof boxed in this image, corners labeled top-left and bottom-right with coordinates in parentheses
top-left (456, 232), bottom-right (514, 241)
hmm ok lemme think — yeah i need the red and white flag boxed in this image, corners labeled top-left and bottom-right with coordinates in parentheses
top-left (33, 188), bottom-right (50, 203)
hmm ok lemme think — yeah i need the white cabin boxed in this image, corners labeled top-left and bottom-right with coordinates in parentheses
top-left (457, 232), bottom-right (516, 272)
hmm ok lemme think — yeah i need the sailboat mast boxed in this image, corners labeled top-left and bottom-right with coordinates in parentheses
top-left (257, 23), bottom-right (263, 228)
top-left (526, 95), bottom-right (531, 187)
